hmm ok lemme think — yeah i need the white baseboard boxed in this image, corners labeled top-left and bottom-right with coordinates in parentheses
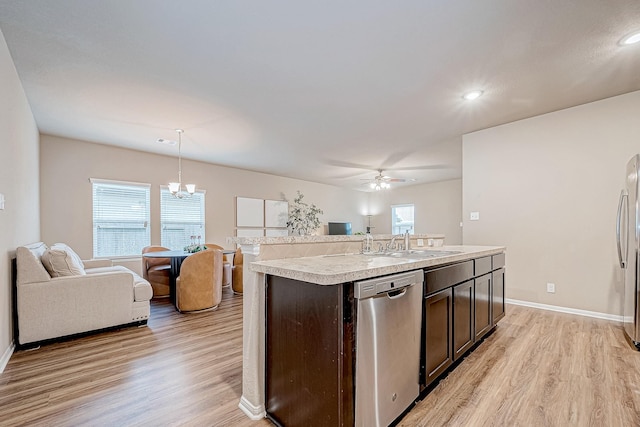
top-left (238, 395), bottom-right (266, 420)
top-left (0, 342), bottom-right (15, 373)
top-left (506, 298), bottom-right (623, 322)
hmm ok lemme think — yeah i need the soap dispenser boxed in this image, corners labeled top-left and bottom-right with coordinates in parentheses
top-left (404, 230), bottom-right (411, 251)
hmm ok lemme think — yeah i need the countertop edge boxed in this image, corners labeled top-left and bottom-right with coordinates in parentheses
top-left (251, 246), bottom-right (506, 285)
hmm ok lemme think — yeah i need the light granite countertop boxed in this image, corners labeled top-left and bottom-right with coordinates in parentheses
top-left (230, 233), bottom-right (446, 245)
top-left (251, 245), bottom-right (505, 285)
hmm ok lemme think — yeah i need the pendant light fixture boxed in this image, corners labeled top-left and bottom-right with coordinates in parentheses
top-left (168, 129), bottom-right (196, 198)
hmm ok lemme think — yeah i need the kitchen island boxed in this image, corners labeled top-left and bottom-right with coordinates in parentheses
top-left (235, 236), bottom-right (505, 426)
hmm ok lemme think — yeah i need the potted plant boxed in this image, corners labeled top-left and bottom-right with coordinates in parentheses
top-left (286, 191), bottom-right (323, 236)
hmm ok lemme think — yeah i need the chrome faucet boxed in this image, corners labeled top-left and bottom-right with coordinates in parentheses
top-left (387, 234), bottom-right (404, 251)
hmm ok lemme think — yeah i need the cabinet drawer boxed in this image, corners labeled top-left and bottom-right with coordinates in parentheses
top-left (492, 253), bottom-right (506, 270)
top-left (425, 261), bottom-right (473, 295)
top-left (474, 256), bottom-right (491, 277)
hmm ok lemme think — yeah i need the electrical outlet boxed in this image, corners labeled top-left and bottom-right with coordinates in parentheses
top-left (470, 211), bottom-right (480, 221)
top-left (546, 282), bottom-right (555, 293)
top-left (416, 239), bottom-right (424, 247)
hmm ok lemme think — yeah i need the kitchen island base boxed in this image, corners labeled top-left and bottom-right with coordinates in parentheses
top-left (263, 250), bottom-right (506, 426)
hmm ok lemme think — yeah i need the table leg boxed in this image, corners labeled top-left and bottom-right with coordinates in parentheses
top-left (169, 256), bottom-right (188, 308)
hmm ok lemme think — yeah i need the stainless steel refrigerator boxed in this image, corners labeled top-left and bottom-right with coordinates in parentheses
top-left (617, 154), bottom-right (640, 349)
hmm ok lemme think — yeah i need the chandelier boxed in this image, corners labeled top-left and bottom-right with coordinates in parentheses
top-left (168, 129), bottom-right (196, 198)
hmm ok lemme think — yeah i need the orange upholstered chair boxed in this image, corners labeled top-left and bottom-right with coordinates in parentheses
top-left (142, 245), bottom-right (171, 298)
top-left (232, 247), bottom-right (243, 294)
top-left (175, 249), bottom-right (223, 312)
top-left (205, 243), bottom-right (232, 287)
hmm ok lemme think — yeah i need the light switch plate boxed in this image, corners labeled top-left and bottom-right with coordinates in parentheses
top-left (470, 211), bottom-right (480, 220)
top-left (0, 193), bottom-right (5, 210)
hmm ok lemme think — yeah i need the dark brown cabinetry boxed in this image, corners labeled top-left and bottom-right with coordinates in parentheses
top-left (424, 288), bottom-right (453, 386)
top-left (474, 273), bottom-right (492, 341)
top-left (492, 268), bottom-right (505, 323)
top-left (265, 275), bottom-right (355, 427)
top-left (492, 253), bottom-right (506, 324)
top-left (265, 251), bottom-right (506, 425)
top-left (422, 253), bottom-right (506, 389)
top-left (452, 280), bottom-right (474, 361)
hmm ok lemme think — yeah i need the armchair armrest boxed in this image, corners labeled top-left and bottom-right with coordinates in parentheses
top-left (83, 259), bottom-right (114, 268)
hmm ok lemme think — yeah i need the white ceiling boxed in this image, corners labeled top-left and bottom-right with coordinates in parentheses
top-left (1, 1), bottom-right (639, 190)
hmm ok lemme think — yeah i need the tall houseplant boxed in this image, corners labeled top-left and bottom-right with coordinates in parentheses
top-left (286, 191), bottom-right (323, 236)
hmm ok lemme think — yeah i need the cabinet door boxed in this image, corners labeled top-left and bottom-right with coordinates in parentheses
top-left (424, 288), bottom-right (453, 386)
top-left (492, 268), bottom-right (505, 324)
top-left (266, 276), bottom-right (354, 427)
top-left (474, 273), bottom-right (492, 341)
top-left (452, 279), bottom-right (474, 361)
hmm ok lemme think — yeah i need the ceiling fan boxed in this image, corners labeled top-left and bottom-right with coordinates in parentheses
top-left (362, 170), bottom-right (406, 190)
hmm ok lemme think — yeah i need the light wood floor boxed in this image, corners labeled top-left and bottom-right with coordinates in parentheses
top-left (2, 294), bottom-right (640, 427)
top-left (400, 305), bottom-right (640, 427)
top-left (0, 289), bottom-right (270, 427)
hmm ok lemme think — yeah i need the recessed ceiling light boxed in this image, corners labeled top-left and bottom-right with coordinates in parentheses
top-left (620, 31), bottom-right (640, 46)
top-left (462, 90), bottom-right (484, 101)
top-left (156, 138), bottom-right (176, 146)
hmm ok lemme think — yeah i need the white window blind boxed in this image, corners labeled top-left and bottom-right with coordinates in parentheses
top-left (92, 179), bottom-right (150, 258)
top-left (161, 188), bottom-right (206, 250)
top-left (392, 204), bottom-right (415, 235)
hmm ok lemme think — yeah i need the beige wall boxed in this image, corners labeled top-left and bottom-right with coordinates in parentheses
top-left (40, 135), bottom-right (369, 260)
top-left (0, 29), bottom-right (40, 361)
top-left (463, 90), bottom-right (640, 315)
top-left (367, 179), bottom-right (462, 244)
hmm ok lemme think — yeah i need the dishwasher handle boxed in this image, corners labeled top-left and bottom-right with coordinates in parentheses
top-left (386, 287), bottom-right (409, 299)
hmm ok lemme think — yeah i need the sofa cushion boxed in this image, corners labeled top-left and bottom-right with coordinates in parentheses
top-left (41, 244), bottom-right (86, 277)
top-left (52, 243), bottom-right (85, 267)
top-left (85, 265), bottom-right (153, 302)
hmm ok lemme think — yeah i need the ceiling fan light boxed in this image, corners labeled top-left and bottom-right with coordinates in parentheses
top-left (382, 182), bottom-right (390, 189)
top-left (370, 182), bottom-right (377, 189)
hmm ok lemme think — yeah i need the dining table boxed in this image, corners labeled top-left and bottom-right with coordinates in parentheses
top-left (143, 248), bottom-right (236, 308)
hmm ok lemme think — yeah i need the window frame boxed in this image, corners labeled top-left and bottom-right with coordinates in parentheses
top-left (160, 186), bottom-right (206, 250)
top-left (91, 178), bottom-right (151, 259)
top-left (391, 203), bottom-right (415, 235)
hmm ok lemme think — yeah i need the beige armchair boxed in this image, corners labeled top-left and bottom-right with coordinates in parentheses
top-left (232, 247), bottom-right (243, 294)
top-left (205, 243), bottom-right (232, 287)
top-left (142, 245), bottom-right (171, 298)
top-left (176, 249), bottom-right (223, 312)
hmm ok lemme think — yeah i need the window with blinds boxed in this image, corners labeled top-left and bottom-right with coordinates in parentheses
top-left (161, 188), bottom-right (206, 250)
top-left (91, 179), bottom-right (151, 258)
top-left (392, 204), bottom-right (415, 235)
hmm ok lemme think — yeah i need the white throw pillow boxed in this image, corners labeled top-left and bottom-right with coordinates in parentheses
top-left (41, 243), bottom-right (86, 277)
top-left (51, 243), bottom-right (84, 266)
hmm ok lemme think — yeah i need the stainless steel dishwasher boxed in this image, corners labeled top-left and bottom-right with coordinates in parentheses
top-left (354, 269), bottom-right (424, 427)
